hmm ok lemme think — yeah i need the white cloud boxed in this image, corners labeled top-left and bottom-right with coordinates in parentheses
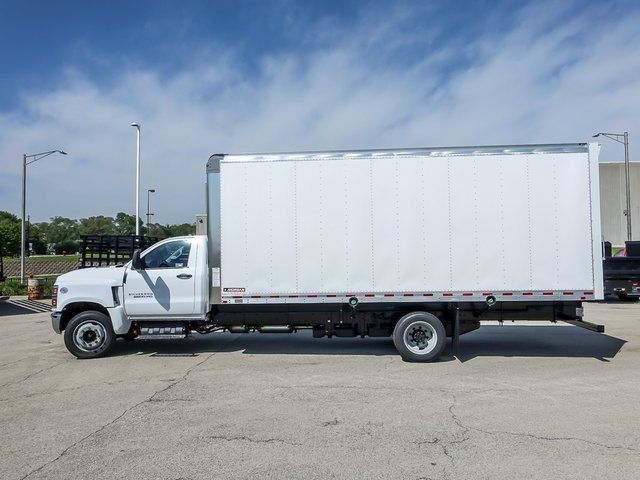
top-left (0, 2), bottom-right (638, 224)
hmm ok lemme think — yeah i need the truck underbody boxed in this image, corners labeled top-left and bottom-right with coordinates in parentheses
top-left (126, 299), bottom-right (596, 341)
top-left (208, 300), bottom-right (582, 334)
top-left (117, 299), bottom-right (604, 362)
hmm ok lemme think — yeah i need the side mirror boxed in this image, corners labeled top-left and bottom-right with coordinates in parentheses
top-left (131, 249), bottom-right (145, 270)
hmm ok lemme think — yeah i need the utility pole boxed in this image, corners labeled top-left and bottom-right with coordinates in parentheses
top-left (624, 132), bottom-right (631, 242)
top-left (21, 154), bottom-right (26, 282)
top-left (131, 123), bottom-right (141, 236)
top-left (20, 150), bottom-right (67, 283)
top-left (26, 215), bottom-right (30, 257)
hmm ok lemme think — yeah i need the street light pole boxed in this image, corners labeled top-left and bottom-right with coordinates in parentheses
top-left (624, 132), bottom-right (631, 242)
top-left (20, 150), bottom-right (67, 283)
top-left (21, 154), bottom-right (26, 283)
top-left (593, 132), bottom-right (632, 242)
top-left (146, 188), bottom-right (155, 235)
top-left (131, 123), bottom-right (141, 236)
top-left (26, 215), bottom-right (30, 257)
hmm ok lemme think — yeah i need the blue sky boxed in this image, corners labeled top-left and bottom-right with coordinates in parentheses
top-left (0, 0), bottom-right (639, 223)
top-left (0, 0), bottom-right (519, 109)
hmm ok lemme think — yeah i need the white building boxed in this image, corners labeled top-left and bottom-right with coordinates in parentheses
top-left (599, 162), bottom-right (640, 246)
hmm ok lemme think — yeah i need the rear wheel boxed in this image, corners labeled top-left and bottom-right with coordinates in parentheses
top-left (393, 311), bottom-right (446, 362)
top-left (64, 311), bottom-right (115, 359)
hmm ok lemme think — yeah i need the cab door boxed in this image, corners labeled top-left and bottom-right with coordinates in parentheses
top-left (123, 238), bottom-right (197, 317)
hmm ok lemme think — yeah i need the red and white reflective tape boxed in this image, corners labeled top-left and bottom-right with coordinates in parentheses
top-left (220, 290), bottom-right (596, 303)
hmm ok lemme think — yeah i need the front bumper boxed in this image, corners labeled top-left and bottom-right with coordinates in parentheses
top-left (51, 311), bottom-right (62, 334)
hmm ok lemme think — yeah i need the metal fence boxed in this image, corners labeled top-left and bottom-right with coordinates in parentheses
top-left (79, 235), bottom-right (161, 268)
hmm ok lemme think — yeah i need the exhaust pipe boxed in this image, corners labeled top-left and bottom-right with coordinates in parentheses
top-left (228, 326), bottom-right (250, 334)
top-left (256, 326), bottom-right (294, 333)
top-left (227, 325), bottom-right (295, 334)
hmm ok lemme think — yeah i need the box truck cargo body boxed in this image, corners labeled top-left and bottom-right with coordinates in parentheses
top-left (52, 143), bottom-right (604, 361)
top-left (209, 143), bottom-right (603, 305)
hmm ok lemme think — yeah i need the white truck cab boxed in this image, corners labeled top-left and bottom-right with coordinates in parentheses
top-left (52, 236), bottom-right (209, 358)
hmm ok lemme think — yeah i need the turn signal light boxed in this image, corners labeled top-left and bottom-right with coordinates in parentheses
top-left (51, 286), bottom-right (58, 308)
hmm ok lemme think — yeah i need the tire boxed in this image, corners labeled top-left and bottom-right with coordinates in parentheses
top-left (63, 310), bottom-right (115, 359)
top-left (393, 311), bottom-right (446, 362)
top-left (618, 292), bottom-right (629, 301)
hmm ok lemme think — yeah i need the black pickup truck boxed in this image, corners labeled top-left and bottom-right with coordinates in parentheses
top-left (603, 241), bottom-right (640, 300)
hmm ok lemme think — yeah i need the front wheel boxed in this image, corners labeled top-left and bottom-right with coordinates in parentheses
top-left (64, 311), bottom-right (115, 359)
top-left (393, 312), bottom-right (446, 362)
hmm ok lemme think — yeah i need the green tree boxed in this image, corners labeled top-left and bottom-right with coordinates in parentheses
top-left (114, 212), bottom-right (143, 235)
top-left (160, 223), bottom-right (195, 237)
top-left (78, 216), bottom-right (116, 235)
top-left (47, 217), bottom-right (79, 244)
top-left (28, 222), bottom-right (49, 255)
top-left (0, 211), bottom-right (21, 256)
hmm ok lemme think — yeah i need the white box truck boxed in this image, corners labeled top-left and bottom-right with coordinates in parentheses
top-left (51, 143), bottom-right (604, 362)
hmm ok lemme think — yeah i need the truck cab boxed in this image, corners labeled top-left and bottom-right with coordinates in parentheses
top-left (51, 236), bottom-right (209, 358)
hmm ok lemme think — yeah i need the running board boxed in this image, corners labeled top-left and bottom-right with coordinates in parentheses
top-left (137, 325), bottom-right (188, 340)
top-left (562, 319), bottom-right (605, 333)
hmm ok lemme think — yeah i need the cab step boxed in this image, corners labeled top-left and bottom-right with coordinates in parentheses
top-left (137, 324), bottom-right (188, 340)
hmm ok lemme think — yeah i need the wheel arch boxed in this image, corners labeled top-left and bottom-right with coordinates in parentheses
top-left (59, 302), bottom-right (110, 332)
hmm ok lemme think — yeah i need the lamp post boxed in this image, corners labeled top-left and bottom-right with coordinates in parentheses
top-left (131, 122), bottom-right (141, 236)
top-left (26, 215), bottom-right (30, 257)
top-left (593, 132), bottom-right (631, 241)
top-left (21, 150), bottom-right (67, 283)
top-left (146, 188), bottom-right (155, 235)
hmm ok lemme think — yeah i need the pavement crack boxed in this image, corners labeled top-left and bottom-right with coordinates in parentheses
top-left (414, 437), bottom-right (440, 445)
top-left (322, 418), bottom-right (339, 427)
top-left (0, 357), bottom-right (31, 369)
top-left (208, 434), bottom-right (301, 446)
top-left (447, 394), bottom-right (637, 453)
top-left (447, 393), bottom-right (469, 437)
top-left (148, 397), bottom-right (194, 403)
top-left (277, 384), bottom-right (419, 392)
top-left (17, 352), bottom-right (217, 480)
top-left (0, 363), bottom-right (62, 389)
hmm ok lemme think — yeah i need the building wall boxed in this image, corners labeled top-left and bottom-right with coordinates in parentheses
top-left (599, 163), bottom-right (640, 246)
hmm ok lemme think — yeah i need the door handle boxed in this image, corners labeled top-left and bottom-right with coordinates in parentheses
top-left (176, 273), bottom-right (192, 279)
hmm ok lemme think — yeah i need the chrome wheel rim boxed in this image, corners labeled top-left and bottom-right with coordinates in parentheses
top-left (74, 321), bottom-right (106, 352)
top-left (403, 320), bottom-right (437, 354)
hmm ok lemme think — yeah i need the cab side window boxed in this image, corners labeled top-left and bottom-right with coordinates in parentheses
top-left (143, 240), bottom-right (192, 269)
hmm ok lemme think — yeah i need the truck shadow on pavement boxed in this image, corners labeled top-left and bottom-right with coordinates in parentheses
top-left (0, 299), bottom-right (52, 316)
top-left (107, 324), bottom-right (626, 363)
top-left (451, 325), bottom-right (626, 363)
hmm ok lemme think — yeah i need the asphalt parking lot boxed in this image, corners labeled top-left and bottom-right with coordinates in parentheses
top-left (1, 301), bottom-right (639, 480)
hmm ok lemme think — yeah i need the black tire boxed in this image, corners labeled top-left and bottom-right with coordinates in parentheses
top-left (63, 310), bottom-right (115, 359)
top-left (618, 292), bottom-right (629, 301)
top-left (392, 311), bottom-right (446, 362)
